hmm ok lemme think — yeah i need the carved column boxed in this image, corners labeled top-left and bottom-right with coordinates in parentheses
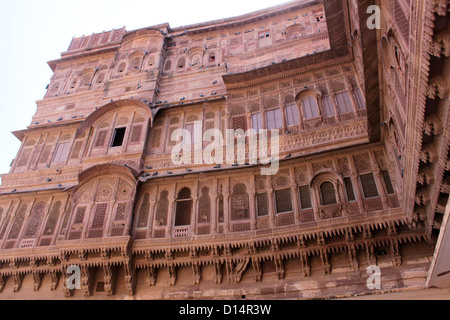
top-left (248, 190), bottom-right (257, 230)
top-left (295, 101), bottom-right (305, 130)
top-left (166, 193), bottom-right (176, 237)
top-left (369, 151), bottom-right (389, 209)
top-left (291, 184), bottom-right (300, 224)
top-left (280, 104), bottom-right (288, 132)
top-left (103, 264), bottom-right (114, 296)
top-left (348, 156), bottom-right (367, 214)
top-left (147, 199), bottom-right (157, 238)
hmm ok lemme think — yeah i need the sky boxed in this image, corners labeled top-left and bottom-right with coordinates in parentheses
top-left (0, 0), bottom-right (287, 177)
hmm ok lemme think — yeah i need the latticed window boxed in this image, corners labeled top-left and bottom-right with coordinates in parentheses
top-left (275, 189), bottom-right (293, 214)
top-left (257, 193), bottom-right (269, 217)
top-left (91, 203), bottom-right (108, 229)
top-left (299, 185), bottom-right (312, 209)
top-left (24, 202), bottom-right (46, 239)
top-left (198, 187), bottom-right (211, 223)
top-left (231, 184), bottom-right (249, 220)
top-left (129, 125), bottom-right (143, 144)
top-left (232, 115), bottom-right (247, 131)
top-left (73, 206), bottom-right (86, 224)
top-left (114, 203), bottom-right (127, 221)
top-left (137, 193), bottom-right (150, 228)
top-left (43, 201), bottom-right (61, 236)
top-left (360, 173), bottom-right (380, 198)
top-left (155, 191), bottom-right (169, 226)
top-left (320, 182), bottom-right (337, 205)
top-left (8, 205), bottom-right (27, 240)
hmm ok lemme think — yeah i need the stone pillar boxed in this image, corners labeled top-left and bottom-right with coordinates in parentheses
top-left (249, 191), bottom-right (257, 230)
top-left (280, 104), bottom-right (288, 132)
top-left (369, 151), bottom-right (389, 209)
top-left (296, 101), bottom-right (305, 130)
top-left (147, 199), bottom-right (157, 238)
top-left (166, 194), bottom-right (176, 237)
top-left (291, 184), bottom-right (300, 224)
top-left (192, 196), bottom-right (198, 235)
top-left (348, 156), bottom-right (367, 214)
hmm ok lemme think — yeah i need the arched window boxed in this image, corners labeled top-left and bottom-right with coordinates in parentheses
top-left (80, 73), bottom-right (92, 87)
top-left (129, 57), bottom-right (141, 71)
top-left (175, 188), bottom-right (192, 226)
top-left (155, 191), bottom-right (169, 226)
top-left (23, 202), bottom-right (46, 239)
top-left (231, 184), bottom-right (249, 220)
top-left (198, 187), bottom-right (211, 223)
top-left (165, 60), bottom-right (172, 71)
top-left (42, 201), bottom-right (61, 236)
top-left (302, 96), bottom-right (319, 119)
top-left (320, 181), bottom-right (337, 205)
top-left (137, 193), bottom-right (150, 228)
top-left (177, 57), bottom-right (186, 69)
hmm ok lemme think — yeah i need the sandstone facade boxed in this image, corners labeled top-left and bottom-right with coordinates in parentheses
top-left (0, 0), bottom-right (448, 300)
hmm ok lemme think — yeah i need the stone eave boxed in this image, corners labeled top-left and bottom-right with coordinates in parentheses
top-left (12, 120), bottom-right (83, 142)
top-left (222, 51), bottom-right (353, 89)
top-left (48, 45), bottom-right (120, 72)
top-left (172, 0), bottom-right (322, 35)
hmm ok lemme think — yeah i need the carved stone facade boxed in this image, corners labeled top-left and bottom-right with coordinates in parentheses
top-left (0, 0), bottom-right (448, 299)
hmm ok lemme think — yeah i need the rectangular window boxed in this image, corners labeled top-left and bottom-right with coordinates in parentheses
top-left (266, 109), bottom-right (283, 130)
top-left (285, 104), bottom-right (299, 126)
top-left (335, 92), bottom-right (353, 114)
top-left (252, 113), bottom-right (263, 131)
top-left (344, 177), bottom-right (356, 202)
top-left (354, 88), bottom-right (366, 109)
top-left (111, 128), bottom-right (126, 147)
top-left (53, 142), bottom-right (71, 163)
top-left (275, 189), bottom-right (293, 214)
top-left (360, 173), bottom-right (380, 198)
top-left (323, 96), bottom-right (335, 117)
top-left (382, 170), bottom-right (395, 194)
top-left (299, 185), bottom-right (312, 209)
top-left (302, 96), bottom-right (319, 119)
top-left (184, 123), bottom-right (195, 145)
top-left (257, 193), bottom-right (268, 217)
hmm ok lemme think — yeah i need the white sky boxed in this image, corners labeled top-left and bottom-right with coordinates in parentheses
top-left (0, 0), bottom-right (287, 177)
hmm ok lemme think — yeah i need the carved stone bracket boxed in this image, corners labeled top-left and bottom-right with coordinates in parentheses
top-left (192, 263), bottom-right (201, 285)
top-left (252, 257), bottom-right (262, 282)
top-left (213, 261), bottom-right (222, 284)
top-left (124, 262), bottom-right (136, 294)
top-left (168, 264), bottom-right (177, 286)
top-left (103, 264), bottom-right (113, 296)
top-left (13, 273), bottom-right (23, 293)
top-left (299, 252), bottom-right (310, 277)
top-left (147, 266), bottom-right (157, 286)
